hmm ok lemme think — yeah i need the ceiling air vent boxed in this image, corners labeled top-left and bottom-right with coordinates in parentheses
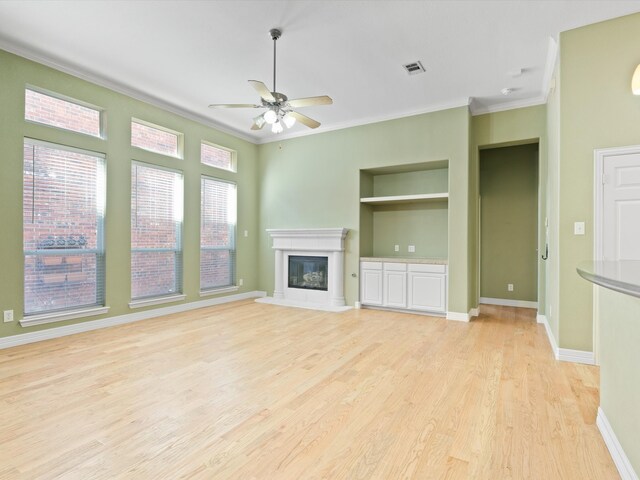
top-left (403, 61), bottom-right (425, 75)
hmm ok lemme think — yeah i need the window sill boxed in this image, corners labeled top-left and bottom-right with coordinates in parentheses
top-left (20, 306), bottom-right (110, 327)
top-left (199, 285), bottom-right (239, 297)
top-left (128, 294), bottom-right (186, 309)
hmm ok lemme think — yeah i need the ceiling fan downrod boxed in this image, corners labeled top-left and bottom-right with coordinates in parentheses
top-left (270, 28), bottom-right (281, 94)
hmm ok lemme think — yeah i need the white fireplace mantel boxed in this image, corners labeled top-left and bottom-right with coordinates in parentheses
top-left (256, 228), bottom-right (351, 312)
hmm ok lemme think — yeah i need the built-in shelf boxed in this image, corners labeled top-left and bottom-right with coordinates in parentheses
top-left (360, 192), bottom-right (449, 205)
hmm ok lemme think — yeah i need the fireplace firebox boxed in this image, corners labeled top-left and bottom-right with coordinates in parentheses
top-left (288, 255), bottom-right (328, 291)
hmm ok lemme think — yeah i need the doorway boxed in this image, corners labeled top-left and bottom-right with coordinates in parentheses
top-left (479, 143), bottom-right (539, 308)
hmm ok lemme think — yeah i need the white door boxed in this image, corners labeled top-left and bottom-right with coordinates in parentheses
top-left (408, 272), bottom-right (446, 313)
top-left (595, 145), bottom-right (640, 365)
top-left (360, 269), bottom-right (383, 306)
top-left (603, 151), bottom-right (640, 260)
top-left (383, 271), bottom-right (407, 308)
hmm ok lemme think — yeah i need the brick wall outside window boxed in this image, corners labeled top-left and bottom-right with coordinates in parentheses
top-left (25, 88), bottom-right (101, 137)
top-left (23, 141), bottom-right (104, 314)
top-left (131, 120), bottom-right (180, 157)
top-left (131, 163), bottom-right (183, 299)
top-left (200, 177), bottom-right (236, 290)
top-left (201, 142), bottom-right (234, 171)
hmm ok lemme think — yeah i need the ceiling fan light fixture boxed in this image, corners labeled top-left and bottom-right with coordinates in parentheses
top-left (264, 109), bottom-right (278, 124)
top-left (253, 114), bottom-right (266, 128)
top-left (283, 112), bottom-right (296, 128)
top-left (272, 120), bottom-right (284, 134)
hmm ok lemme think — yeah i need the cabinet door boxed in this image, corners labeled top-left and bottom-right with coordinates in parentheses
top-left (408, 272), bottom-right (446, 313)
top-left (383, 271), bottom-right (407, 308)
top-left (360, 269), bottom-right (383, 306)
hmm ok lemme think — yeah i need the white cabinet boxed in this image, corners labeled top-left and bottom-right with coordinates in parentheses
top-left (407, 264), bottom-right (446, 312)
top-left (383, 263), bottom-right (407, 308)
top-left (360, 260), bottom-right (447, 314)
top-left (360, 262), bottom-right (383, 306)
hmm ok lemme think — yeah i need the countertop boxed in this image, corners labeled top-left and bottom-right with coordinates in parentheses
top-left (576, 260), bottom-right (640, 299)
top-left (360, 257), bottom-right (448, 265)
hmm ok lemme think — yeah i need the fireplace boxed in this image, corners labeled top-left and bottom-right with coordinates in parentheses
top-left (256, 228), bottom-right (351, 312)
top-left (288, 255), bottom-right (328, 291)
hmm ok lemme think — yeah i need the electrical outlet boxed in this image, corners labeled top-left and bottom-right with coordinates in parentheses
top-left (507, 284), bottom-right (514, 292)
top-left (3, 310), bottom-right (14, 323)
top-left (238, 279), bottom-right (244, 286)
top-left (244, 230), bottom-right (248, 237)
top-left (574, 222), bottom-right (585, 235)
top-left (408, 245), bottom-right (416, 253)
top-left (394, 244), bottom-right (399, 252)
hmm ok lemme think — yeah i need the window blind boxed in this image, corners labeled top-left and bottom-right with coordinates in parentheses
top-left (200, 176), bottom-right (237, 290)
top-left (23, 139), bottom-right (106, 315)
top-left (131, 162), bottom-right (183, 300)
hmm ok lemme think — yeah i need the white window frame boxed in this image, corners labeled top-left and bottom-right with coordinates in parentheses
top-left (25, 85), bottom-right (105, 139)
top-left (201, 140), bottom-right (237, 173)
top-left (22, 138), bottom-right (107, 323)
top-left (130, 161), bottom-right (184, 305)
top-left (199, 175), bottom-right (237, 294)
top-left (131, 118), bottom-right (184, 159)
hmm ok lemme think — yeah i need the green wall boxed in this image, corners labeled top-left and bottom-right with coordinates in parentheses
top-left (0, 50), bottom-right (260, 338)
top-left (367, 168), bottom-right (449, 259)
top-left (258, 107), bottom-right (472, 313)
top-left (558, 12), bottom-right (640, 351)
top-left (472, 105), bottom-right (547, 313)
top-left (480, 144), bottom-right (539, 301)
top-left (372, 202), bottom-right (448, 259)
top-left (598, 287), bottom-right (640, 474)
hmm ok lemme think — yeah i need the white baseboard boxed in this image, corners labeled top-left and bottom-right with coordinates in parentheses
top-left (0, 291), bottom-right (266, 350)
top-left (538, 314), bottom-right (559, 359)
top-left (597, 407), bottom-right (639, 480)
top-left (480, 297), bottom-right (538, 309)
top-left (558, 348), bottom-right (595, 365)
top-left (537, 314), bottom-right (595, 364)
top-left (446, 311), bottom-right (470, 322)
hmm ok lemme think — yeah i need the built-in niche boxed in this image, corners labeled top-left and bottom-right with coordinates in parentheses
top-left (359, 161), bottom-right (449, 259)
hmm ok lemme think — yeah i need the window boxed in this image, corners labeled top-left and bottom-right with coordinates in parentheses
top-left (131, 163), bottom-right (183, 300)
top-left (25, 87), bottom-right (102, 138)
top-left (201, 141), bottom-right (236, 172)
top-left (23, 139), bottom-right (105, 315)
top-left (200, 176), bottom-right (236, 291)
top-left (131, 119), bottom-right (182, 158)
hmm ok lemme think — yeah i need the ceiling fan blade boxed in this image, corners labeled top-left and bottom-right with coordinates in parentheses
top-left (208, 103), bottom-right (260, 108)
top-left (248, 80), bottom-right (276, 103)
top-left (287, 95), bottom-right (333, 108)
top-left (289, 111), bottom-right (321, 129)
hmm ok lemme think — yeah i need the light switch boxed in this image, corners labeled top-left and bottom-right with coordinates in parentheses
top-left (408, 245), bottom-right (416, 253)
top-left (244, 230), bottom-right (248, 237)
top-left (394, 245), bottom-right (399, 252)
top-left (574, 222), bottom-right (585, 235)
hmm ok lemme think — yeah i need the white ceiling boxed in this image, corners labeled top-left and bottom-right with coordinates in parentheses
top-left (1, 1), bottom-right (639, 143)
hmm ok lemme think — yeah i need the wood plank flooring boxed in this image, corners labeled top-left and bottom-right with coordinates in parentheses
top-left (0, 301), bottom-right (618, 479)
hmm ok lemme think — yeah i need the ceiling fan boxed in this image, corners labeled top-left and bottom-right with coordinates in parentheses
top-left (209, 28), bottom-right (332, 133)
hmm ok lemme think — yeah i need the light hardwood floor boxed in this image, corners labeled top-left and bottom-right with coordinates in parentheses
top-left (0, 301), bottom-right (618, 479)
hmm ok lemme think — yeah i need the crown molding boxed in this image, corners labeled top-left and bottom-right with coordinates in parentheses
top-left (470, 95), bottom-right (547, 116)
top-left (257, 98), bottom-right (472, 144)
top-left (0, 36), bottom-right (257, 144)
